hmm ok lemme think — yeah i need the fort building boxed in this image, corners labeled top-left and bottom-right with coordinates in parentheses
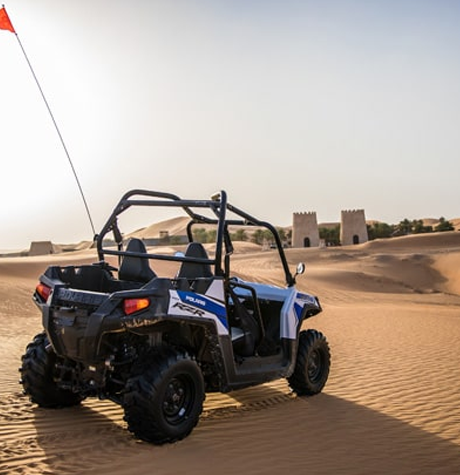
top-left (292, 208), bottom-right (368, 247)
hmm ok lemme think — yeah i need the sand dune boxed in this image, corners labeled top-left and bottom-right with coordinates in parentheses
top-left (1, 232), bottom-right (460, 474)
top-left (127, 216), bottom-right (190, 239)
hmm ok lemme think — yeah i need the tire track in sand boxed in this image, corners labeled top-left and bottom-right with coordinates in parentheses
top-left (0, 379), bottom-right (295, 475)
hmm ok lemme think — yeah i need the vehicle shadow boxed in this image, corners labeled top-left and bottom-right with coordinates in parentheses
top-left (203, 379), bottom-right (294, 416)
top-left (25, 385), bottom-right (460, 475)
top-left (189, 392), bottom-right (460, 475)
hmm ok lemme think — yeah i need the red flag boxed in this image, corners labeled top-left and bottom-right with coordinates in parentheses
top-left (0, 7), bottom-right (15, 33)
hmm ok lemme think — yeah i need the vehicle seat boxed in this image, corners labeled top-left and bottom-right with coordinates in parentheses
top-left (176, 242), bottom-right (213, 280)
top-left (118, 238), bottom-right (157, 283)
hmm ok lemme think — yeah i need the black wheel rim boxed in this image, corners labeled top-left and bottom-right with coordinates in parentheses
top-left (308, 349), bottom-right (323, 383)
top-left (162, 375), bottom-right (194, 424)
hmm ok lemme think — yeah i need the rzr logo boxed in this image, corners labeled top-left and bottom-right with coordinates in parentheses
top-left (173, 301), bottom-right (205, 317)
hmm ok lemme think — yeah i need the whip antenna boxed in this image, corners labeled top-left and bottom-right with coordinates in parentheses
top-left (1, 5), bottom-right (96, 238)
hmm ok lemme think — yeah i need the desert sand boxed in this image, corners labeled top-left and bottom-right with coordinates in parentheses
top-left (1, 231), bottom-right (460, 474)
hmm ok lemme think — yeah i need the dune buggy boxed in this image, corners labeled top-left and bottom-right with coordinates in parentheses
top-left (20, 189), bottom-right (330, 444)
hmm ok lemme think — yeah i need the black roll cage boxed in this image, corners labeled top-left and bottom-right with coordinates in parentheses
top-left (95, 189), bottom-right (295, 287)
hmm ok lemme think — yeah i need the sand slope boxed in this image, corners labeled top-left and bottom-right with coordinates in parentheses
top-left (1, 232), bottom-right (460, 474)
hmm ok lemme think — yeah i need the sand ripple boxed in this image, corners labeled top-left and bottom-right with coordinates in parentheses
top-left (1, 234), bottom-right (460, 474)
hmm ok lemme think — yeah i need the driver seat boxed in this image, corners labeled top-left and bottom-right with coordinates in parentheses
top-left (118, 238), bottom-right (156, 283)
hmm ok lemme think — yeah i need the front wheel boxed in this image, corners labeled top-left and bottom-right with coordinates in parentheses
top-left (288, 329), bottom-right (330, 396)
top-left (123, 348), bottom-right (205, 444)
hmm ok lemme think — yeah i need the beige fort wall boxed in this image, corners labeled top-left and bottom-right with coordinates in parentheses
top-left (28, 241), bottom-right (57, 256)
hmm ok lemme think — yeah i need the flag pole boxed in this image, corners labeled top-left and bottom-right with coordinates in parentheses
top-left (2, 5), bottom-right (97, 238)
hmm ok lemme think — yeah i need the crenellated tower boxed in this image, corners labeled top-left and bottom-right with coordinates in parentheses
top-left (340, 209), bottom-right (368, 245)
top-left (292, 212), bottom-right (320, 248)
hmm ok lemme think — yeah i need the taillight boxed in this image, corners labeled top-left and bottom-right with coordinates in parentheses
top-left (36, 283), bottom-right (52, 301)
top-left (123, 298), bottom-right (150, 315)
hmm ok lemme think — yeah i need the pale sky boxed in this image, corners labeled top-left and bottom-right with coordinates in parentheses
top-left (1, 0), bottom-right (459, 250)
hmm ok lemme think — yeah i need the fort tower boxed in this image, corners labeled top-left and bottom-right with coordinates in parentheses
top-left (340, 209), bottom-right (368, 246)
top-left (292, 212), bottom-right (320, 248)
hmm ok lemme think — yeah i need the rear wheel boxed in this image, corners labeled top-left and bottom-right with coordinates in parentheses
top-left (123, 348), bottom-right (205, 444)
top-left (20, 332), bottom-right (84, 407)
top-left (288, 329), bottom-right (330, 396)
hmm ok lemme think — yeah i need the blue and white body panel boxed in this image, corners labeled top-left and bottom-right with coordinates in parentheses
top-left (167, 279), bottom-right (229, 335)
top-left (280, 290), bottom-right (321, 339)
top-left (168, 276), bottom-right (321, 341)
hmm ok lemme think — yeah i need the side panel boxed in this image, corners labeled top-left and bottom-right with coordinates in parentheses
top-left (217, 337), bottom-right (296, 391)
top-left (167, 279), bottom-right (228, 335)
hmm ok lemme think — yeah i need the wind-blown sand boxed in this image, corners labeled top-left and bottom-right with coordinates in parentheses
top-left (1, 232), bottom-right (460, 474)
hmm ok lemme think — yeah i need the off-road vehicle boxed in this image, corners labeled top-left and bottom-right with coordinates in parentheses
top-left (20, 189), bottom-right (330, 444)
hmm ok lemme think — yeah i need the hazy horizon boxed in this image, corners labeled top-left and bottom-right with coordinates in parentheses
top-left (2, 1), bottom-right (459, 250)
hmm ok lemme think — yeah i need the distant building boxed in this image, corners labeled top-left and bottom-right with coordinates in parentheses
top-left (29, 241), bottom-right (55, 255)
top-left (292, 212), bottom-right (320, 248)
top-left (292, 208), bottom-right (368, 248)
top-left (159, 230), bottom-right (170, 244)
top-left (340, 209), bottom-right (368, 245)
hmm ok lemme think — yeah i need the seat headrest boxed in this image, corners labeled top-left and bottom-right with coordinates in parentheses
top-left (177, 242), bottom-right (213, 280)
top-left (118, 238), bottom-right (156, 283)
